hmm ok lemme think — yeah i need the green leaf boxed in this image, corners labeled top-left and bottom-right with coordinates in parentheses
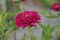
top-left (0, 14), bottom-right (3, 22)
top-left (57, 12), bottom-right (60, 17)
top-left (40, 10), bottom-right (57, 18)
top-left (9, 20), bottom-right (16, 27)
top-left (44, 10), bottom-right (50, 17)
top-left (37, 10), bottom-right (44, 14)
top-left (0, 24), bottom-right (7, 30)
top-left (57, 0), bottom-right (60, 3)
top-left (38, 10), bottom-right (50, 17)
top-left (39, 0), bottom-right (55, 8)
top-left (3, 13), bottom-right (8, 21)
top-left (48, 15), bottom-right (57, 18)
top-left (37, 10), bottom-right (47, 16)
top-left (27, 27), bottom-right (36, 40)
top-left (50, 24), bottom-right (60, 33)
top-left (0, 31), bottom-right (3, 38)
top-left (38, 23), bottom-right (53, 35)
top-left (21, 34), bottom-right (26, 40)
top-left (46, 27), bottom-right (51, 35)
top-left (5, 34), bottom-right (10, 40)
top-left (0, 13), bottom-right (8, 30)
top-left (56, 30), bottom-right (60, 37)
top-left (30, 35), bottom-right (36, 40)
top-left (31, 28), bottom-right (35, 31)
top-left (38, 10), bottom-right (58, 18)
top-left (5, 27), bottom-right (14, 35)
top-left (9, 20), bottom-right (19, 30)
top-left (38, 23), bottom-right (47, 31)
top-left (14, 0), bottom-right (20, 1)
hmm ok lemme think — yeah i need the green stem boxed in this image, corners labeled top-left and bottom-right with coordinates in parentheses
top-left (13, 31), bottom-right (16, 40)
top-left (19, 3), bottom-right (24, 12)
top-left (2, 30), bottom-right (5, 40)
top-left (21, 33), bottom-right (26, 40)
top-left (48, 9), bottom-right (51, 27)
top-left (27, 27), bottom-right (36, 40)
top-left (27, 27), bottom-right (32, 40)
top-left (41, 9), bottom-right (53, 40)
top-left (11, 0), bottom-right (17, 40)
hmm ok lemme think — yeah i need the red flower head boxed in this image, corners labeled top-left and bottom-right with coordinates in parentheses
top-left (15, 11), bottom-right (41, 29)
top-left (50, 3), bottom-right (60, 11)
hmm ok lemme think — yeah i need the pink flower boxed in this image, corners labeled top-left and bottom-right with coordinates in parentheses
top-left (50, 3), bottom-right (60, 11)
top-left (15, 11), bottom-right (41, 29)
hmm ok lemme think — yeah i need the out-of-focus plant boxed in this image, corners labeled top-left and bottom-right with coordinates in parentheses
top-left (0, 0), bottom-right (60, 40)
top-left (14, 1), bottom-right (60, 40)
top-left (0, 12), bottom-right (19, 40)
top-left (6, 0), bottom-right (26, 13)
top-left (56, 30), bottom-right (60, 38)
top-left (5, 0), bottom-right (26, 40)
top-left (56, 30), bottom-right (60, 40)
top-left (38, 3), bottom-right (60, 18)
top-left (37, 3), bottom-right (60, 40)
top-left (57, 0), bottom-right (60, 3)
top-left (38, 23), bottom-right (60, 40)
top-left (35, 0), bottom-right (55, 8)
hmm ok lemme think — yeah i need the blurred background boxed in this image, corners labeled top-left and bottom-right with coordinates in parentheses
top-left (0, 0), bottom-right (60, 40)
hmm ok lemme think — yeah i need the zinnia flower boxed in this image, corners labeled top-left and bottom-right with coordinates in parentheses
top-left (15, 11), bottom-right (41, 29)
top-left (50, 3), bottom-right (60, 11)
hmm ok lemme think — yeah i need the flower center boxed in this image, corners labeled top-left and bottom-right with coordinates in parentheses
top-left (25, 14), bottom-right (30, 17)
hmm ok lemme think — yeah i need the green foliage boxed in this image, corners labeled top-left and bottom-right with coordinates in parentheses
top-left (37, 10), bottom-right (50, 17)
top-left (57, 12), bottom-right (60, 17)
top-left (0, 14), bottom-right (2, 22)
top-left (38, 23), bottom-right (60, 34)
top-left (28, 27), bottom-right (36, 40)
top-left (0, 12), bottom-right (19, 40)
top-left (38, 23), bottom-right (47, 32)
top-left (56, 30), bottom-right (60, 38)
top-left (38, 0), bottom-right (55, 8)
top-left (14, 0), bottom-right (20, 2)
top-left (50, 24), bottom-right (60, 33)
top-left (42, 33), bottom-right (53, 40)
top-left (0, 12), bottom-right (8, 30)
top-left (38, 23), bottom-right (60, 40)
top-left (0, 31), bottom-right (2, 38)
top-left (0, 0), bottom-right (24, 40)
top-left (6, 0), bottom-right (21, 13)
top-left (21, 34), bottom-right (27, 40)
top-left (57, 0), bottom-right (60, 3)
top-left (8, 20), bottom-right (19, 30)
top-left (38, 10), bottom-right (60, 18)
